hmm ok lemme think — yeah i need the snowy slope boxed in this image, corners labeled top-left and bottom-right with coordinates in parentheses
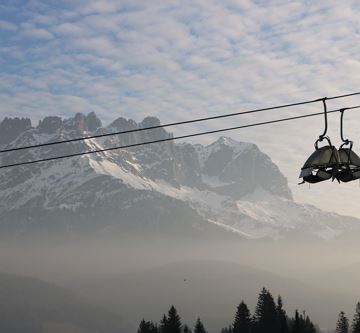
top-left (0, 113), bottom-right (359, 240)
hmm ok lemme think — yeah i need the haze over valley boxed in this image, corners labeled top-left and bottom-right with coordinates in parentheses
top-left (0, 114), bottom-right (360, 332)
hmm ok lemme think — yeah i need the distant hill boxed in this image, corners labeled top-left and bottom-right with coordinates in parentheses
top-left (0, 272), bottom-right (129, 333)
top-left (71, 259), bottom-right (347, 332)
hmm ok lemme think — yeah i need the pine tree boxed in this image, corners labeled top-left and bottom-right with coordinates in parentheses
top-left (289, 310), bottom-right (318, 333)
top-left (138, 319), bottom-right (159, 333)
top-left (166, 306), bottom-right (182, 333)
top-left (220, 325), bottom-right (232, 333)
top-left (160, 314), bottom-right (168, 333)
top-left (149, 321), bottom-right (159, 333)
top-left (194, 318), bottom-right (207, 333)
top-left (352, 302), bottom-right (360, 333)
top-left (276, 296), bottom-right (289, 333)
top-left (336, 311), bottom-right (349, 333)
top-left (233, 301), bottom-right (251, 333)
top-left (253, 288), bottom-right (278, 333)
top-left (138, 319), bottom-right (149, 333)
top-left (183, 324), bottom-right (192, 333)
top-left (293, 310), bottom-right (300, 333)
top-left (304, 315), bottom-right (316, 333)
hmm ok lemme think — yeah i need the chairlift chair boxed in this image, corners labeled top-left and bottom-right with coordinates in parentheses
top-left (299, 137), bottom-right (339, 183)
top-left (299, 98), bottom-right (340, 184)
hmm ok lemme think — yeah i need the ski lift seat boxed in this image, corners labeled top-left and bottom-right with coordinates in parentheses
top-left (338, 148), bottom-right (360, 167)
top-left (298, 100), bottom-right (360, 184)
top-left (337, 147), bottom-right (360, 182)
top-left (299, 145), bottom-right (339, 183)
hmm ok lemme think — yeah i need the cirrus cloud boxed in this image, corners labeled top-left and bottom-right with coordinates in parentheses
top-left (1, 0), bottom-right (360, 217)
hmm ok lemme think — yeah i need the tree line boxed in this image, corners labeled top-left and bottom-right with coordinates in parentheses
top-left (137, 287), bottom-right (318, 333)
top-left (335, 302), bottom-right (360, 333)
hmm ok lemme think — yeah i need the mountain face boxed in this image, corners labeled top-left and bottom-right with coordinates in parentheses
top-left (0, 113), bottom-right (358, 240)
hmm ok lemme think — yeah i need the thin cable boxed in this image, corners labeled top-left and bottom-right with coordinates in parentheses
top-left (1, 92), bottom-right (360, 154)
top-left (1, 105), bottom-right (359, 170)
top-left (327, 92), bottom-right (360, 100)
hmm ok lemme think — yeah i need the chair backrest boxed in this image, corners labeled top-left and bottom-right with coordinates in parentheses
top-left (299, 145), bottom-right (339, 184)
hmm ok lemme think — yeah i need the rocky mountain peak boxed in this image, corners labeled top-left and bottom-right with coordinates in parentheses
top-left (194, 137), bottom-right (292, 200)
top-left (216, 136), bottom-right (249, 147)
top-left (86, 112), bottom-right (102, 132)
top-left (140, 116), bottom-right (161, 128)
top-left (0, 117), bottom-right (32, 145)
top-left (140, 116), bottom-right (172, 142)
top-left (37, 116), bottom-right (63, 134)
top-left (60, 112), bottom-right (102, 134)
top-left (108, 117), bottom-right (137, 131)
top-left (33, 113), bottom-right (103, 136)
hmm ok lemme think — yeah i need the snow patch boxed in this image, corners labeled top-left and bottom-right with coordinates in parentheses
top-left (195, 136), bottom-right (254, 167)
top-left (201, 175), bottom-right (231, 187)
top-left (89, 159), bottom-right (150, 190)
top-left (207, 219), bottom-right (255, 238)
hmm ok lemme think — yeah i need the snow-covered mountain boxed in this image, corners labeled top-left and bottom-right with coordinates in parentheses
top-left (0, 113), bottom-right (359, 240)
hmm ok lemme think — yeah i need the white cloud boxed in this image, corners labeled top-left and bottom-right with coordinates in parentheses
top-left (22, 28), bottom-right (54, 40)
top-left (30, 13), bottom-right (58, 26)
top-left (55, 23), bottom-right (84, 36)
top-left (2, 0), bottom-right (360, 217)
top-left (73, 0), bottom-right (131, 15)
top-left (70, 36), bottom-right (120, 58)
top-left (0, 19), bottom-right (17, 31)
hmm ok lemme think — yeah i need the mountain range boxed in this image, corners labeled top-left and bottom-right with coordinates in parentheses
top-left (0, 112), bottom-right (359, 240)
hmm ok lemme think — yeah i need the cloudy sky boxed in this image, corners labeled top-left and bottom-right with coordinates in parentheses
top-left (1, 0), bottom-right (360, 217)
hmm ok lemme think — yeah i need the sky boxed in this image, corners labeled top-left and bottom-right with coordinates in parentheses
top-left (1, 0), bottom-right (360, 218)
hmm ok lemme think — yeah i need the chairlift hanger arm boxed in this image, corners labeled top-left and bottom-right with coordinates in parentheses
top-left (340, 109), bottom-right (349, 143)
top-left (319, 97), bottom-right (328, 141)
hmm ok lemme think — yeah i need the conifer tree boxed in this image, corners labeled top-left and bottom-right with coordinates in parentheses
top-left (253, 288), bottom-right (278, 333)
top-left (138, 319), bottom-right (149, 333)
top-left (233, 301), bottom-right (251, 333)
top-left (194, 318), bottom-right (207, 333)
top-left (293, 310), bottom-right (300, 333)
top-left (138, 319), bottom-right (159, 333)
top-left (150, 321), bottom-right (159, 333)
top-left (336, 311), bottom-right (349, 333)
top-left (352, 302), bottom-right (360, 333)
top-left (220, 325), bottom-right (232, 333)
top-left (160, 314), bottom-right (168, 333)
top-left (276, 296), bottom-right (289, 333)
top-left (289, 310), bottom-right (317, 333)
top-left (166, 306), bottom-right (182, 333)
top-left (304, 315), bottom-right (316, 333)
top-left (183, 324), bottom-right (192, 333)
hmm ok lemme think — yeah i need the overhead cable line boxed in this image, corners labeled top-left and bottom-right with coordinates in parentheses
top-left (1, 92), bottom-right (360, 154)
top-left (1, 105), bottom-right (360, 169)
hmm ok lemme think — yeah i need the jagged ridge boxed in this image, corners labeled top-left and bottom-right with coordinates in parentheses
top-left (0, 113), bottom-right (358, 240)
